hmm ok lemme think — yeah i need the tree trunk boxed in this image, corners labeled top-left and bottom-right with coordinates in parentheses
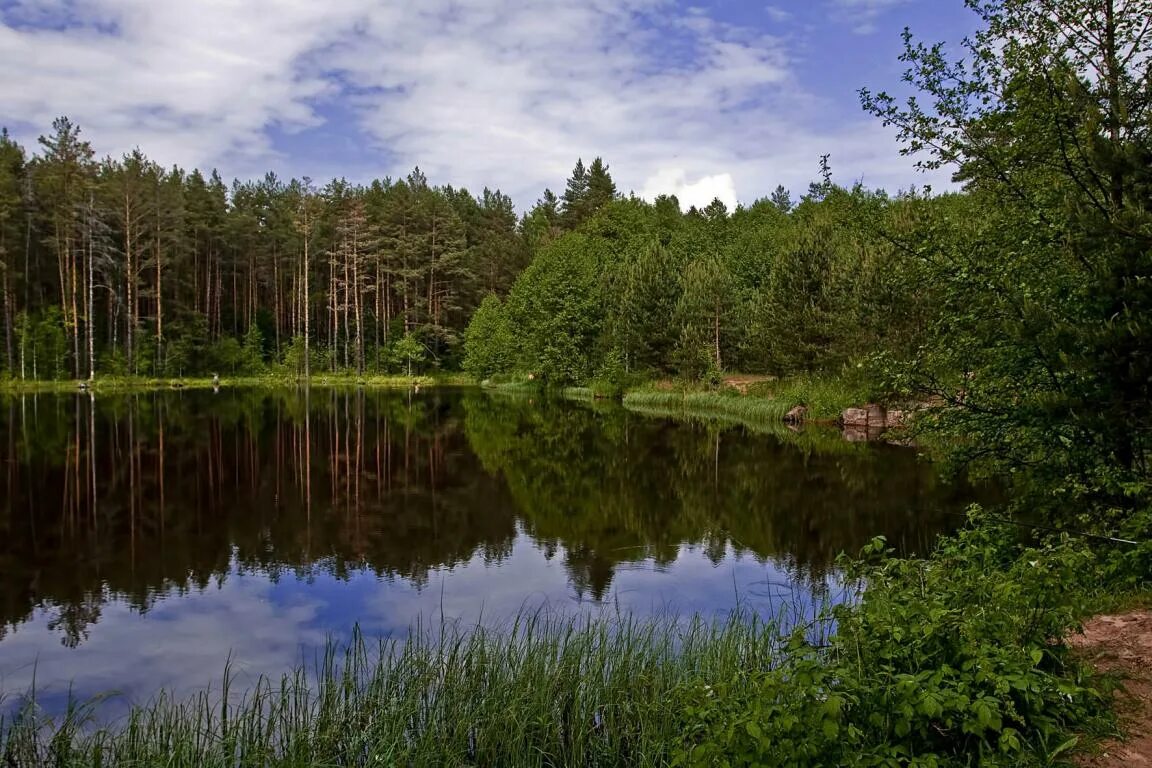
top-left (343, 242), bottom-right (351, 370)
top-left (70, 231), bottom-right (80, 379)
top-left (1102, 0), bottom-right (1124, 211)
top-left (155, 213), bottom-right (163, 376)
top-left (353, 230), bottom-right (363, 375)
top-left (273, 244), bottom-right (281, 359)
top-left (2, 265), bottom-right (12, 375)
top-left (303, 229), bottom-right (311, 380)
top-left (713, 300), bottom-right (722, 370)
top-left (124, 192), bottom-right (135, 375)
top-left (330, 256), bottom-right (338, 373)
top-left (86, 201), bottom-right (95, 381)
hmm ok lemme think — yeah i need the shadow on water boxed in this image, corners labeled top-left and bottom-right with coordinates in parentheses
top-left (0, 388), bottom-right (980, 706)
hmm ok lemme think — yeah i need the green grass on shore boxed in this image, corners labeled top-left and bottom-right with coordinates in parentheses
top-left (0, 613), bottom-right (784, 768)
top-left (0, 372), bottom-right (475, 395)
top-left (623, 389), bottom-right (795, 425)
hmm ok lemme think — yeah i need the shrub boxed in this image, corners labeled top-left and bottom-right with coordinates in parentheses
top-left (675, 512), bottom-right (1112, 767)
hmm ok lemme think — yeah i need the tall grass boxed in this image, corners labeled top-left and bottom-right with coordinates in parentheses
top-left (623, 390), bottom-right (794, 426)
top-left (0, 613), bottom-right (793, 768)
top-left (745, 376), bottom-right (873, 422)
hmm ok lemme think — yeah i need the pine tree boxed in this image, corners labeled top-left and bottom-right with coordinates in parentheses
top-left (769, 185), bottom-right (793, 213)
top-left (34, 117), bottom-right (96, 378)
top-left (560, 159), bottom-right (589, 229)
top-left (585, 157), bottom-right (617, 217)
top-left (0, 130), bottom-right (25, 374)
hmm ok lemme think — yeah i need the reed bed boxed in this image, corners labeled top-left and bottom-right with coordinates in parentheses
top-left (623, 390), bottom-right (796, 426)
top-left (0, 613), bottom-right (792, 768)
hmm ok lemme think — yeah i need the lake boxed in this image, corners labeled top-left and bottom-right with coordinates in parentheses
top-left (0, 388), bottom-right (974, 711)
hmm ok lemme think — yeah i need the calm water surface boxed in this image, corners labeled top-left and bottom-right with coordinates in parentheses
top-left (0, 389), bottom-right (973, 709)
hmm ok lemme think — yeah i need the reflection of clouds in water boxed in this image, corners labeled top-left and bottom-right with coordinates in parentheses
top-left (0, 571), bottom-right (329, 709)
top-left (359, 535), bottom-right (838, 635)
top-left (0, 533), bottom-right (840, 717)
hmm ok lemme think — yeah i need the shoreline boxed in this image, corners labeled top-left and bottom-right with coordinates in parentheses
top-left (0, 373), bottom-right (476, 395)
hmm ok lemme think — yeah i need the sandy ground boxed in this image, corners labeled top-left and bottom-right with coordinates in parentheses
top-left (1071, 610), bottom-right (1152, 766)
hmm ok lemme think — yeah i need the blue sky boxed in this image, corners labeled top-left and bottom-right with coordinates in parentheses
top-left (0, 0), bottom-right (977, 210)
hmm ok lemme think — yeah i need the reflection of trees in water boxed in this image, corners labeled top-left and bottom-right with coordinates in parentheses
top-left (0, 390), bottom-right (975, 647)
top-left (0, 390), bottom-right (517, 646)
top-left (462, 395), bottom-right (973, 601)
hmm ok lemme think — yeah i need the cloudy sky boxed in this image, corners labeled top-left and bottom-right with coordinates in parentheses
top-left (0, 0), bottom-right (974, 210)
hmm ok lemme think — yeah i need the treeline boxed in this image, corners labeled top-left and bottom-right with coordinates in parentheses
top-left (462, 0), bottom-right (1152, 547)
top-left (0, 120), bottom-right (560, 379)
top-left (463, 173), bottom-right (944, 386)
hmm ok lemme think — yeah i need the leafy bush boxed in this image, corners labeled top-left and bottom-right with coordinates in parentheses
top-left (675, 512), bottom-right (1112, 767)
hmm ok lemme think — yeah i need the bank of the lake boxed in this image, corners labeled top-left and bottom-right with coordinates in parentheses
top-left (481, 374), bottom-right (880, 432)
top-left (0, 373), bottom-right (475, 395)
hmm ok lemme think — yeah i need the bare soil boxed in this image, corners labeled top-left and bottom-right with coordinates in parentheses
top-left (1071, 610), bottom-right (1152, 766)
top-left (720, 374), bottom-right (776, 394)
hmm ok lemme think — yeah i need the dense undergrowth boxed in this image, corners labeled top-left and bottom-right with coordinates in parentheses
top-left (0, 512), bottom-right (1124, 767)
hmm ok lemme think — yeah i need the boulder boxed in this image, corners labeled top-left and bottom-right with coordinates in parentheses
top-left (784, 405), bottom-right (808, 424)
top-left (842, 404), bottom-right (888, 428)
top-left (842, 407), bottom-right (870, 427)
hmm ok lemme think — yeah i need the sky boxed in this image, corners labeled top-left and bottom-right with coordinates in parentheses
top-left (0, 0), bottom-right (977, 211)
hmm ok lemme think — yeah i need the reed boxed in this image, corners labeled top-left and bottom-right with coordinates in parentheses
top-left (623, 389), bottom-right (795, 426)
top-left (0, 612), bottom-right (791, 768)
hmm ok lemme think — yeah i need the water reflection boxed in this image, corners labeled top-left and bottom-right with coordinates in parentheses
top-left (0, 389), bottom-right (973, 704)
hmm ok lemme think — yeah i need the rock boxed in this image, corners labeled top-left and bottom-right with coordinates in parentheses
top-left (784, 405), bottom-right (808, 424)
top-left (842, 407), bottom-right (870, 427)
top-left (842, 404), bottom-right (888, 428)
top-left (886, 409), bottom-right (907, 428)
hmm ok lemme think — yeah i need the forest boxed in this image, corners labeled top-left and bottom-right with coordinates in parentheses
top-left (1, 0), bottom-right (1148, 554)
top-left (0, 124), bottom-right (545, 380)
top-left (1, 0), bottom-right (1151, 764)
top-left (0, 117), bottom-right (930, 386)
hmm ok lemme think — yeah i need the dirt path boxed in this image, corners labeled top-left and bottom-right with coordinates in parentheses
top-left (1071, 610), bottom-right (1152, 766)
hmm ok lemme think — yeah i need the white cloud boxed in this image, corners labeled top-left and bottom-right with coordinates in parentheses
top-left (0, 0), bottom-right (936, 208)
top-left (764, 6), bottom-right (794, 24)
top-left (830, 0), bottom-right (914, 35)
top-left (0, 0), bottom-right (375, 174)
top-left (640, 169), bottom-right (738, 211)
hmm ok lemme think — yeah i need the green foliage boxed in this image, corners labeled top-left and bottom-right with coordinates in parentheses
top-left (14, 309), bottom-right (68, 380)
top-left (466, 183), bottom-right (933, 389)
top-left (859, 0), bottom-right (1152, 534)
top-left (462, 294), bottom-right (515, 378)
top-left (161, 314), bottom-right (210, 377)
top-left (674, 515), bottom-right (1111, 767)
top-left (241, 322), bottom-right (266, 374)
top-left (503, 233), bottom-right (607, 385)
top-left (391, 332), bottom-right (425, 376)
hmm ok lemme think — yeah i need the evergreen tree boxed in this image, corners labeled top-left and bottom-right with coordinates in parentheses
top-left (770, 185), bottom-right (793, 213)
top-left (0, 130), bottom-right (26, 375)
top-left (560, 159), bottom-right (589, 229)
top-left (585, 157), bottom-right (617, 215)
